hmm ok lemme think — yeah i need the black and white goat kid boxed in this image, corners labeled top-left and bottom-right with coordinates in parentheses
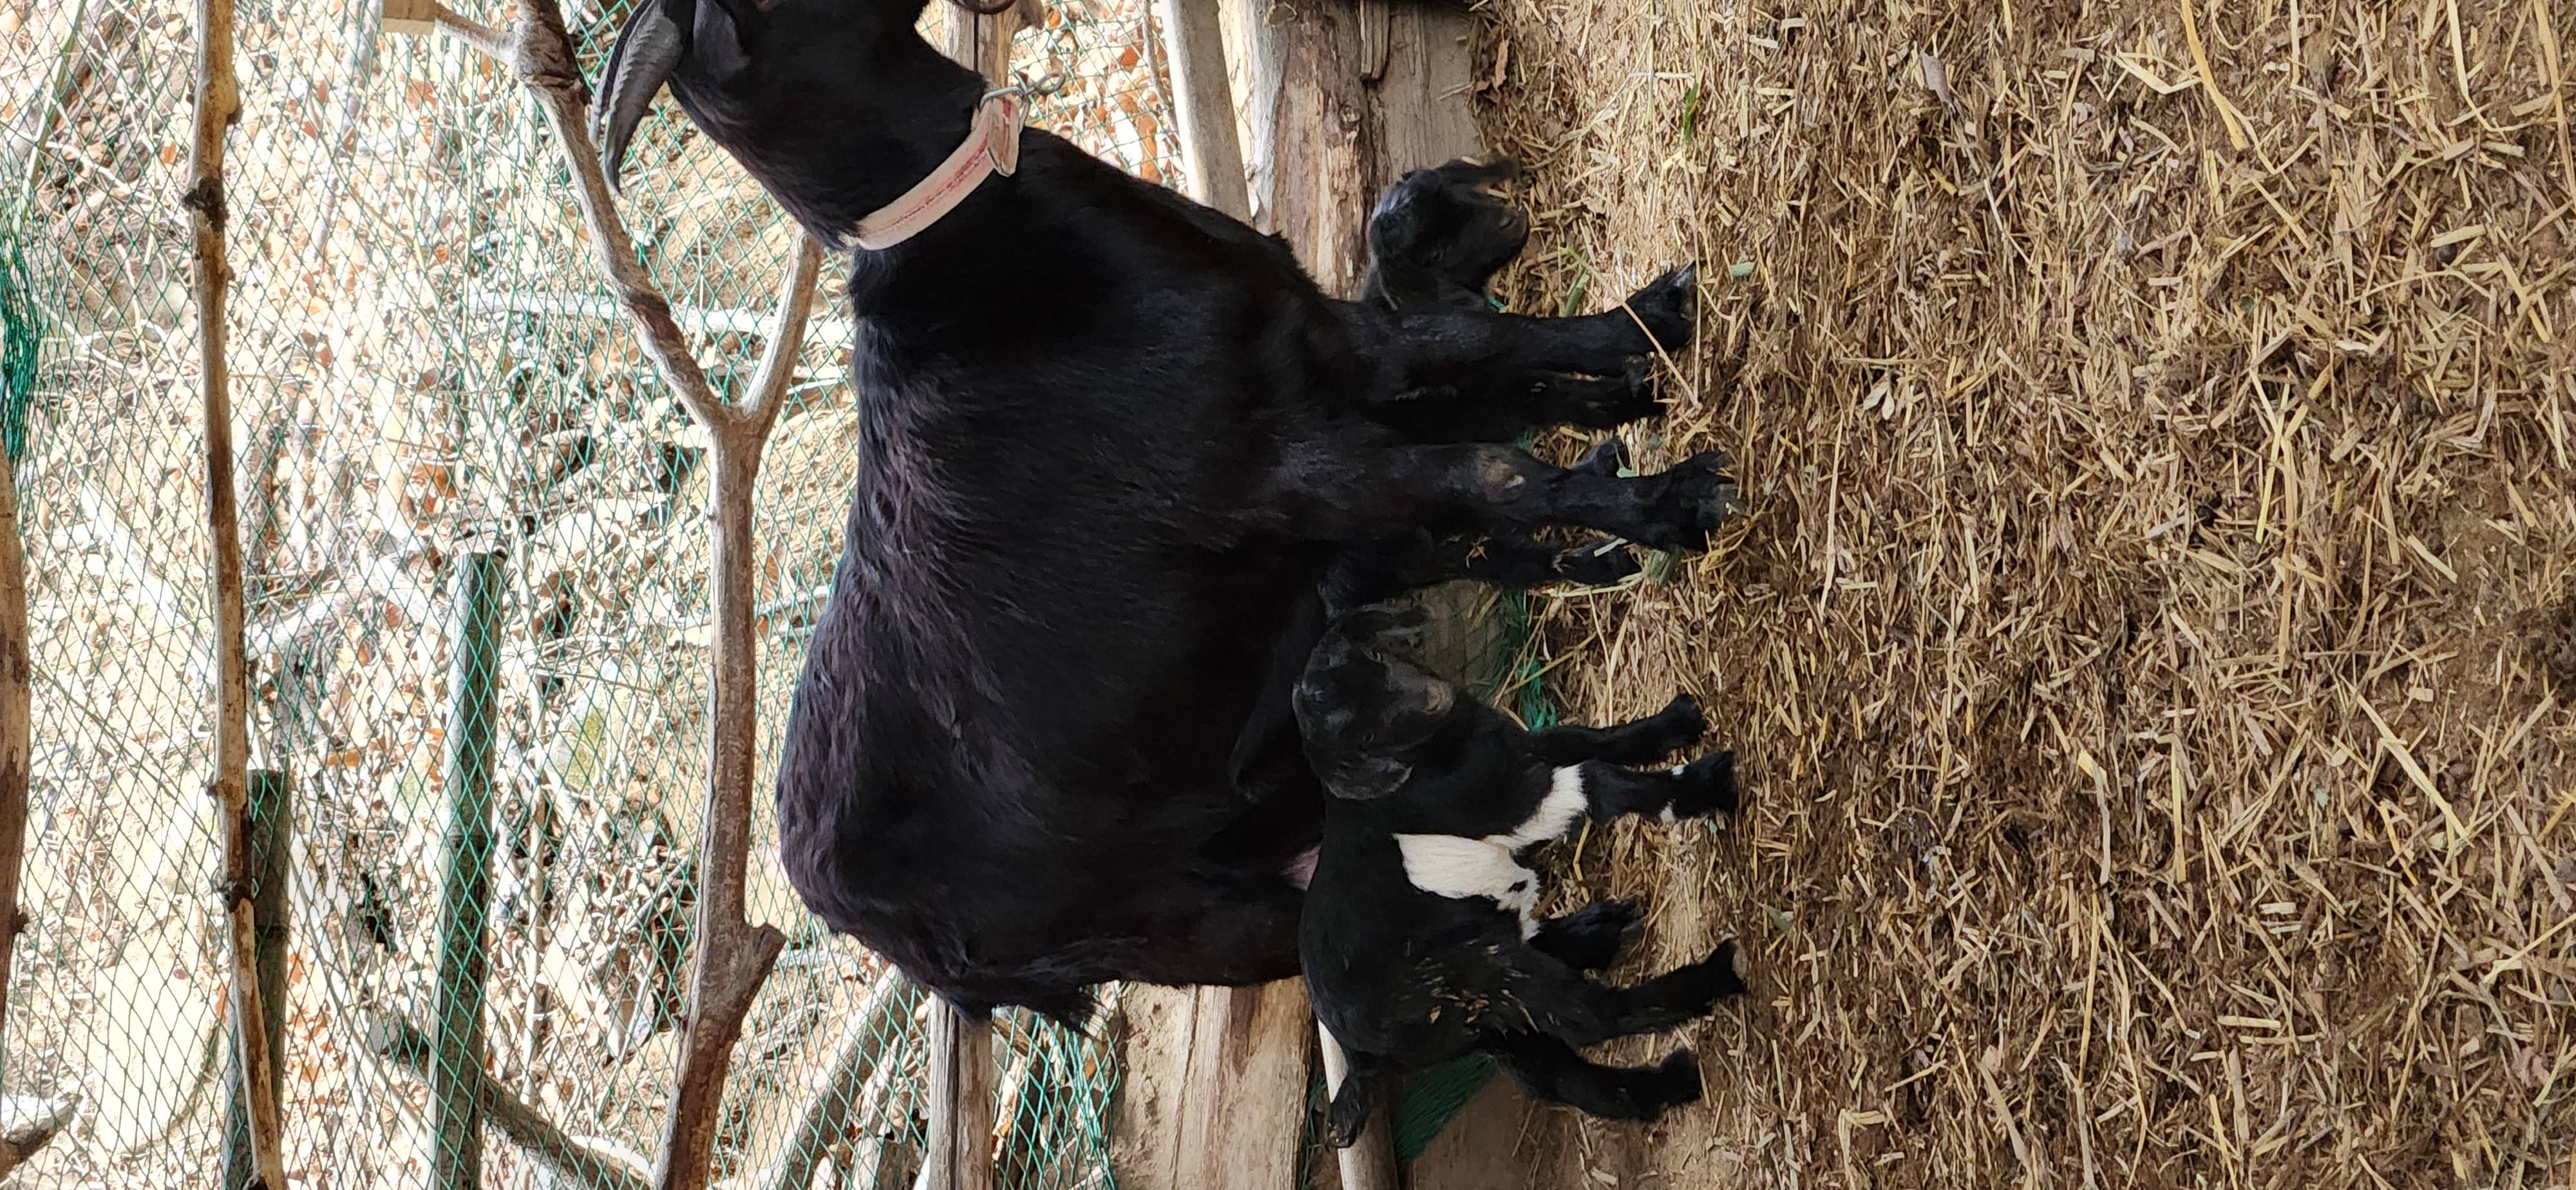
top-left (1294, 605), bottom-right (1750, 1145)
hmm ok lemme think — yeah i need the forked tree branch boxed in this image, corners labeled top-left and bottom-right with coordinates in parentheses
top-left (392, 4), bottom-right (819, 1188)
top-left (190, 0), bottom-right (285, 1185)
top-left (370, 1017), bottom-right (652, 1190)
top-left (0, 1094), bottom-right (77, 1178)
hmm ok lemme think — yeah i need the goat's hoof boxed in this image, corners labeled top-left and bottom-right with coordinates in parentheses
top-left (1592, 362), bottom-right (1663, 426)
top-left (1572, 437), bottom-right (1629, 477)
top-left (1672, 751), bottom-right (1737, 817)
top-left (1645, 1049), bottom-right (1705, 1110)
top-left (1553, 538), bottom-right (1638, 586)
top-left (1651, 694), bottom-right (1707, 749)
top-left (1704, 938), bottom-right (1751, 999)
top-left (1636, 451), bottom-right (1738, 551)
top-left (1322, 1101), bottom-right (1370, 1149)
top-left (1546, 897), bottom-right (1645, 969)
top-left (1625, 265), bottom-right (1700, 352)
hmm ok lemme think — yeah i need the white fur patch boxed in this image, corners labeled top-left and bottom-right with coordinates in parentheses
top-left (1392, 768), bottom-right (1594, 939)
top-left (1493, 767), bottom-right (1590, 849)
top-left (1395, 835), bottom-right (1542, 937)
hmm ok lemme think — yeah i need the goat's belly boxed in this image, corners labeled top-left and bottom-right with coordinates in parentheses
top-left (1391, 834), bottom-right (1540, 938)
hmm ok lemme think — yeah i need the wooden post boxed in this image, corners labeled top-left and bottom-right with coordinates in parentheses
top-left (1213, 0), bottom-right (1485, 1182)
top-left (1166, 981), bottom-right (1312, 1188)
top-left (386, 6), bottom-right (819, 1189)
top-left (1155, 0), bottom-right (1250, 218)
top-left (222, 771), bottom-right (292, 1190)
top-left (0, 370), bottom-right (31, 1095)
top-left (942, 0), bottom-right (1037, 85)
top-left (1318, 1026), bottom-right (1398, 1190)
top-left (916, 1003), bottom-right (996, 1190)
top-left (432, 553), bottom-right (504, 1190)
top-left (187, 0), bottom-right (283, 1182)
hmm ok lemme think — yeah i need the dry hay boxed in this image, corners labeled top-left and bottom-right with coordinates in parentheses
top-left (1452, 0), bottom-right (2576, 1185)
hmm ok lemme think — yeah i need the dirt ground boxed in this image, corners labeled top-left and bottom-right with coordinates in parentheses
top-left (1397, 0), bottom-right (2576, 1186)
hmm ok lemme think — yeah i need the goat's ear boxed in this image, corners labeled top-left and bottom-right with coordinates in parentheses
top-left (1334, 602), bottom-right (1429, 646)
top-left (595, 0), bottom-right (698, 192)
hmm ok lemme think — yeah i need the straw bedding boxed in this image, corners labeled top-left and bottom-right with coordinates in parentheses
top-left (1447, 0), bottom-right (2576, 1184)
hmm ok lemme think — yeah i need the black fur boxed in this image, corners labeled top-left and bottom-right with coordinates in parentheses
top-left (597, 2), bottom-right (1736, 1015)
top-left (1293, 605), bottom-right (1750, 1144)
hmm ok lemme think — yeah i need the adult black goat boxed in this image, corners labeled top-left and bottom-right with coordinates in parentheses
top-left (1292, 604), bottom-right (1746, 1146)
top-left (596, 0), bottom-right (1735, 1019)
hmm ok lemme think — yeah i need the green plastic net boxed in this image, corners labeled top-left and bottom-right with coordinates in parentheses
top-left (0, 1), bottom-right (1168, 1184)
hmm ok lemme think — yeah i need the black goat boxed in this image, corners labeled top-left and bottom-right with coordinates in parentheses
top-left (1293, 605), bottom-right (1748, 1144)
top-left (596, 0), bottom-right (1738, 1017)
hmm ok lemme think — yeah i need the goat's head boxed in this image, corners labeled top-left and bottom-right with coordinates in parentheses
top-left (594, 0), bottom-right (1005, 220)
top-left (1365, 159), bottom-right (1530, 296)
top-left (1291, 603), bottom-right (1459, 802)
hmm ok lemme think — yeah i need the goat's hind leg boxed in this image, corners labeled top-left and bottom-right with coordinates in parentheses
top-left (1488, 1031), bottom-right (1702, 1122)
top-left (1529, 898), bottom-right (1643, 971)
top-left (1366, 364), bottom-right (1663, 444)
top-left (1501, 938), bottom-right (1747, 1046)
top-left (1321, 1046), bottom-right (1391, 1149)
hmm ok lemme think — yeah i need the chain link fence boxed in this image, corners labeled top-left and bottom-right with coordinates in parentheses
top-left (0, 0), bottom-right (1182, 1184)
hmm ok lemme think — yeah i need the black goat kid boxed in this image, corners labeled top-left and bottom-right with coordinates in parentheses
top-left (1294, 605), bottom-right (1749, 1145)
top-left (596, 0), bottom-right (1737, 1018)
top-left (1358, 160), bottom-right (1665, 446)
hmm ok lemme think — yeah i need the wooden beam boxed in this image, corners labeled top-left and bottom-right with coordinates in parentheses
top-left (1156, 0), bottom-right (1251, 218)
top-left (0, 339), bottom-right (32, 1128)
top-left (1170, 981), bottom-right (1313, 1189)
top-left (941, 0), bottom-right (1036, 86)
top-left (1247, 1), bottom-right (1490, 1182)
top-left (917, 1003), bottom-right (996, 1190)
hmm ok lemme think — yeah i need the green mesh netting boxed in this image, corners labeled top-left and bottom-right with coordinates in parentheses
top-left (0, 216), bottom-right (37, 460)
top-left (1, 2), bottom-right (1162, 1185)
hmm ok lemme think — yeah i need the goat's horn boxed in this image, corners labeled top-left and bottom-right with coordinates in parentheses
top-left (594, 0), bottom-right (692, 193)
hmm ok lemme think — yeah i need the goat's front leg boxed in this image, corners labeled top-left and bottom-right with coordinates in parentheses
top-left (1542, 750), bottom-right (1739, 824)
top-left (1362, 267), bottom-right (1698, 385)
top-left (1531, 694), bottom-right (1707, 766)
top-left (1296, 440), bottom-right (1736, 554)
top-left (1486, 1030), bottom-right (1703, 1122)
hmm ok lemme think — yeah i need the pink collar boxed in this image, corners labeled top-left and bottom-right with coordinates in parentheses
top-left (849, 90), bottom-right (1025, 251)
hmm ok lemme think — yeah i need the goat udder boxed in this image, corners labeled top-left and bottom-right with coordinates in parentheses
top-left (1284, 845), bottom-right (1321, 890)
